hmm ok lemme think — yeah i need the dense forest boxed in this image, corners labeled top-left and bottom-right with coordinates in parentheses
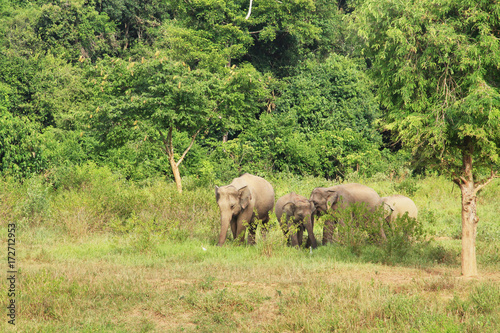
top-left (0, 0), bottom-right (408, 185)
top-left (1, 1), bottom-right (499, 276)
top-left (2, 0), bottom-right (498, 185)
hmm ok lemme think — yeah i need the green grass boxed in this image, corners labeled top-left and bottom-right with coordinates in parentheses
top-left (1, 171), bottom-right (499, 332)
top-left (2, 232), bottom-right (499, 332)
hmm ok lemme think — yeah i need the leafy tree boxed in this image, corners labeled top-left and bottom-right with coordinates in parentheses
top-left (0, 50), bottom-right (88, 128)
top-left (86, 53), bottom-right (267, 192)
top-left (0, 3), bottom-right (96, 177)
top-left (0, 3), bottom-right (43, 58)
top-left (153, 20), bottom-right (252, 72)
top-left (0, 53), bottom-right (87, 128)
top-left (276, 54), bottom-right (380, 136)
top-left (354, 0), bottom-right (500, 276)
top-left (241, 54), bottom-right (386, 178)
top-left (165, 0), bottom-right (341, 76)
top-left (0, 111), bottom-right (47, 178)
top-left (94, 0), bottom-right (169, 49)
top-left (35, 0), bottom-right (117, 61)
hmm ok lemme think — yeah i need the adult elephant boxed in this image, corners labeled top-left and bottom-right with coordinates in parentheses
top-left (309, 183), bottom-right (383, 244)
top-left (381, 195), bottom-right (418, 226)
top-left (275, 193), bottom-right (318, 249)
top-left (215, 173), bottom-right (275, 246)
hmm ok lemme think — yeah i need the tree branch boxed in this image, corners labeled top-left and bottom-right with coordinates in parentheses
top-left (245, 0), bottom-right (253, 20)
top-left (474, 170), bottom-right (498, 195)
top-left (165, 126), bottom-right (174, 157)
top-left (176, 127), bottom-right (202, 167)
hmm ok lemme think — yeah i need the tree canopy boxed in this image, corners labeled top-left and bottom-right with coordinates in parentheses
top-left (354, 0), bottom-right (500, 276)
top-left (2, 0), bottom-right (391, 184)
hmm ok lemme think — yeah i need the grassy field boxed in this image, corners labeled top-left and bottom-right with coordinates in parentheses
top-left (1, 169), bottom-right (499, 332)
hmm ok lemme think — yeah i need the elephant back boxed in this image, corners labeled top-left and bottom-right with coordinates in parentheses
top-left (275, 193), bottom-right (293, 221)
top-left (231, 173), bottom-right (275, 214)
top-left (332, 183), bottom-right (382, 210)
top-left (382, 194), bottom-right (418, 220)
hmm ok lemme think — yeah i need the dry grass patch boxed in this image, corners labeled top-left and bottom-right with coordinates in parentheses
top-left (1, 240), bottom-right (499, 332)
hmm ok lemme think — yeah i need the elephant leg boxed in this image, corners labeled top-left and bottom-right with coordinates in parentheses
top-left (289, 221), bottom-right (300, 247)
top-left (323, 219), bottom-right (335, 245)
top-left (260, 213), bottom-right (270, 241)
top-left (283, 216), bottom-right (292, 246)
top-left (305, 214), bottom-right (317, 249)
top-left (230, 216), bottom-right (238, 239)
top-left (379, 221), bottom-right (387, 241)
top-left (247, 213), bottom-right (258, 245)
top-left (278, 216), bottom-right (287, 238)
top-left (297, 225), bottom-right (304, 247)
top-left (236, 210), bottom-right (253, 244)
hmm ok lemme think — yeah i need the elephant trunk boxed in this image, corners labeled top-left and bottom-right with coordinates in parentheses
top-left (305, 215), bottom-right (318, 249)
top-left (217, 212), bottom-right (232, 246)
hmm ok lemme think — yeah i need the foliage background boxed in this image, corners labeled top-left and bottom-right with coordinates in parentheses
top-left (0, 0), bottom-right (402, 182)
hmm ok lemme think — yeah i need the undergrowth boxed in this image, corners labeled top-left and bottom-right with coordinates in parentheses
top-left (0, 165), bottom-right (499, 331)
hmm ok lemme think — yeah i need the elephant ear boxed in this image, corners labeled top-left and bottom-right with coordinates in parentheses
top-left (215, 186), bottom-right (220, 202)
top-left (383, 202), bottom-right (394, 218)
top-left (283, 202), bottom-right (296, 216)
top-left (238, 186), bottom-right (252, 210)
top-left (309, 201), bottom-right (316, 214)
top-left (327, 191), bottom-right (339, 209)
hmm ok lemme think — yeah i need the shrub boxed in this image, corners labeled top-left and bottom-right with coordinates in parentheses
top-left (383, 213), bottom-right (425, 258)
top-left (0, 112), bottom-right (47, 179)
top-left (321, 201), bottom-right (426, 262)
top-left (324, 203), bottom-right (386, 254)
top-left (18, 176), bottom-right (52, 226)
top-left (392, 177), bottom-right (420, 197)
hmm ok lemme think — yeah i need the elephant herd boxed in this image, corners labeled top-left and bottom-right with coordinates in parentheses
top-left (215, 173), bottom-right (418, 248)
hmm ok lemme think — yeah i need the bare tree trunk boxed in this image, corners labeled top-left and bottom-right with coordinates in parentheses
top-left (164, 127), bottom-right (183, 193)
top-left (460, 181), bottom-right (478, 277)
top-left (455, 159), bottom-right (498, 277)
top-left (456, 140), bottom-right (478, 277)
top-left (168, 153), bottom-right (183, 193)
top-left (163, 126), bottom-right (202, 194)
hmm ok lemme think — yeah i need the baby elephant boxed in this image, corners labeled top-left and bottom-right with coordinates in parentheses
top-left (275, 193), bottom-right (318, 249)
top-left (381, 194), bottom-right (418, 226)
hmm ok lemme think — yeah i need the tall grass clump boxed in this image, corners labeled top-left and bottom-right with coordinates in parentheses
top-left (14, 176), bottom-right (52, 228)
top-left (1, 163), bottom-right (221, 242)
top-left (0, 176), bottom-right (23, 225)
top-left (314, 201), bottom-right (444, 266)
top-left (382, 213), bottom-right (425, 259)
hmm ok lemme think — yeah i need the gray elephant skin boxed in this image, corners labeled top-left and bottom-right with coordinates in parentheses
top-left (309, 183), bottom-right (382, 244)
top-left (382, 194), bottom-right (418, 226)
top-left (215, 173), bottom-right (275, 246)
top-left (275, 192), bottom-right (318, 249)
